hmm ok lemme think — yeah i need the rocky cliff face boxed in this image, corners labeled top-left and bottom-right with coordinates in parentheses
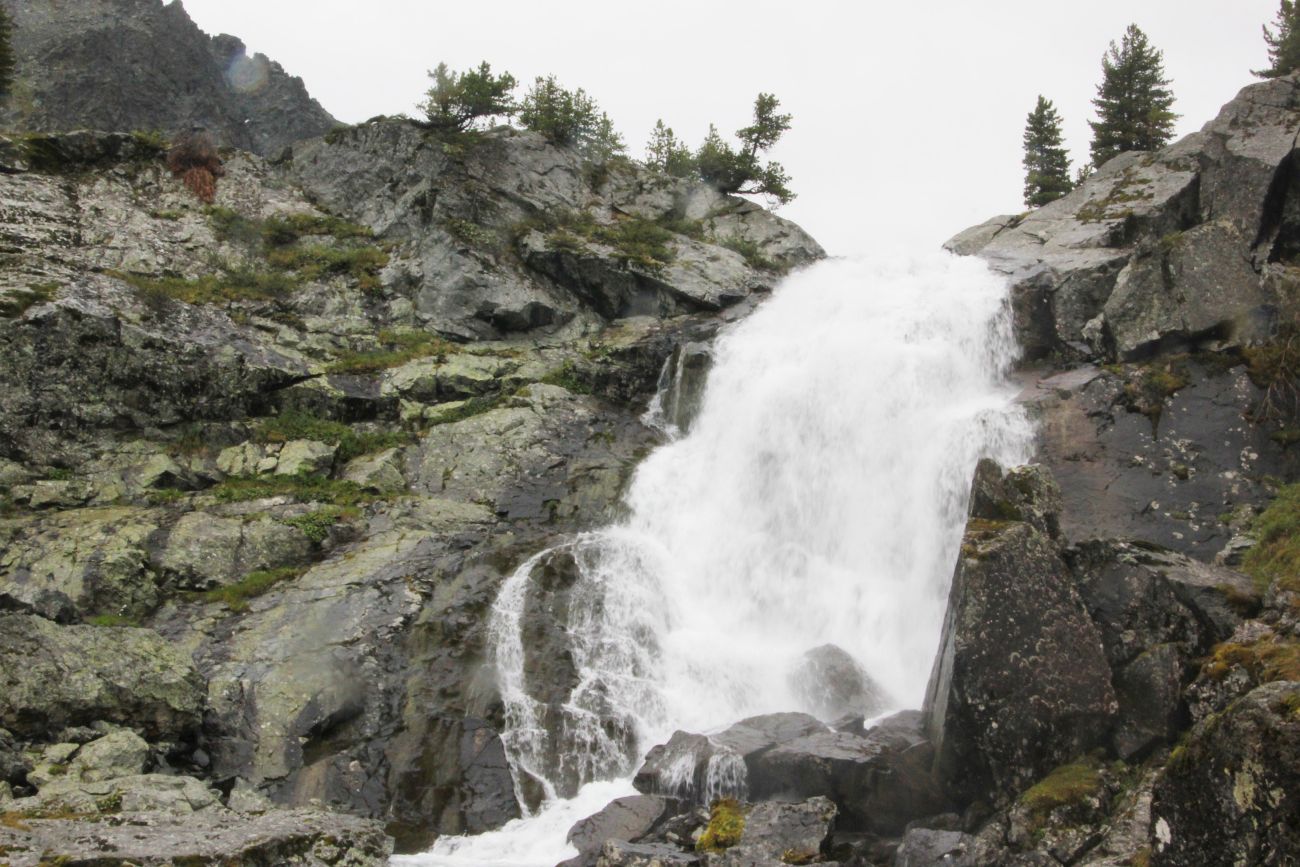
top-left (903, 72), bottom-right (1300, 867)
top-left (0, 100), bottom-right (821, 860)
top-left (0, 0), bottom-right (338, 155)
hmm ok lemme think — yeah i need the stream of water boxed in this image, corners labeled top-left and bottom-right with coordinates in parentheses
top-left (396, 251), bottom-right (1034, 866)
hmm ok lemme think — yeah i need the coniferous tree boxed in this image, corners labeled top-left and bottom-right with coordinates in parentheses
top-left (518, 76), bottom-right (625, 160)
top-left (1022, 96), bottom-right (1074, 207)
top-left (1088, 24), bottom-right (1178, 168)
top-left (695, 94), bottom-right (795, 206)
top-left (420, 61), bottom-right (517, 132)
top-left (0, 7), bottom-right (15, 104)
top-left (645, 120), bottom-right (695, 177)
top-left (1256, 1), bottom-right (1300, 78)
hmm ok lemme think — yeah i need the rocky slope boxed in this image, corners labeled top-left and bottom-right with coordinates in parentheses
top-left (0, 97), bottom-right (822, 861)
top-left (0, 0), bottom-right (338, 155)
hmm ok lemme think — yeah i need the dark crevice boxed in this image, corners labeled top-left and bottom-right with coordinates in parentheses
top-left (1253, 134), bottom-right (1300, 262)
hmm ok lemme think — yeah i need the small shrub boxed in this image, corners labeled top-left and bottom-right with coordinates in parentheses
top-left (167, 129), bottom-right (225, 204)
top-left (697, 798), bottom-right (746, 852)
top-left (717, 235), bottom-right (779, 272)
top-left (283, 505), bottom-right (358, 544)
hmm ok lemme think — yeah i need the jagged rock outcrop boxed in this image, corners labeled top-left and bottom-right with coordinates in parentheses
top-left (949, 73), bottom-right (1300, 362)
top-left (0, 0), bottom-right (338, 155)
top-left (0, 111), bottom-right (822, 856)
top-left (0, 614), bottom-right (204, 741)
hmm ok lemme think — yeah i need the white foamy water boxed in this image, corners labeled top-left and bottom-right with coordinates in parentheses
top-left (401, 251), bottom-right (1034, 866)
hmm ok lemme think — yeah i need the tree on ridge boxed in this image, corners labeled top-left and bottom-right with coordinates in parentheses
top-left (1088, 24), bottom-right (1178, 168)
top-left (1022, 96), bottom-right (1074, 208)
top-left (1256, 1), bottom-right (1300, 78)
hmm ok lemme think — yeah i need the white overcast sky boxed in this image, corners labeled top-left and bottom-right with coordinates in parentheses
top-left (180, 1), bottom-right (1279, 256)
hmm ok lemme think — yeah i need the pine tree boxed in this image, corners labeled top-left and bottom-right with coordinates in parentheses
top-left (1088, 24), bottom-right (1178, 168)
top-left (645, 120), bottom-right (695, 177)
top-left (0, 6), bottom-right (15, 104)
top-left (1022, 96), bottom-right (1074, 207)
top-left (694, 94), bottom-right (795, 206)
top-left (1256, 1), bottom-right (1300, 78)
top-left (420, 61), bottom-right (517, 132)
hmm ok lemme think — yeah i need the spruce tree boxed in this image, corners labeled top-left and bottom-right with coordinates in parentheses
top-left (420, 61), bottom-right (517, 132)
top-left (1088, 24), bottom-right (1178, 168)
top-left (1256, 1), bottom-right (1300, 78)
top-left (1022, 96), bottom-right (1074, 207)
top-left (0, 7), bottom-right (14, 104)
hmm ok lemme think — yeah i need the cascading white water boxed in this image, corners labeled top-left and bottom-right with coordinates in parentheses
top-left (396, 250), bottom-right (1035, 866)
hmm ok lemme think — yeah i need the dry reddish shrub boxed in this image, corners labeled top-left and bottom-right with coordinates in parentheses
top-left (167, 130), bottom-right (225, 203)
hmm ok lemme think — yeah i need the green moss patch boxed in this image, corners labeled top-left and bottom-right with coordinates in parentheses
top-left (254, 409), bottom-right (409, 462)
top-left (1241, 482), bottom-right (1300, 593)
top-left (1018, 760), bottom-right (1103, 821)
top-left (198, 566), bottom-right (306, 612)
top-left (207, 473), bottom-right (376, 508)
top-left (109, 266), bottom-right (298, 306)
top-left (696, 798), bottom-right (747, 853)
top-left (1202, 636), bottom-right (1300, 683)
top-left (717, 235), bottom-right (780, 272)
top-left (326, 329), bottom-right (460, 375)
top-left (0, 282), bottom-right (58, 318)
top-left (282, 505), bottom-right (359, 544)
top-left (539, 360), bottom-right (593, 394)
top-left (265, 244), bottom-right (389, 292)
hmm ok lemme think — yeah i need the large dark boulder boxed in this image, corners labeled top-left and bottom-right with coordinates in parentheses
top-left (747, 710), bottom-right (947, 834)
top-left (923, 464), bottom-right (1117, 805)
top-left (564, 795), bottom-right (672, 867)
top-left (1151, 681), bottom-right (1300, 866)
top-left (633, 713), bottom-right (827, 803)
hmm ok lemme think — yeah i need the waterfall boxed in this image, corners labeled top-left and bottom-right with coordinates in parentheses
top-left (396, 250), bottom-right (1035, 866)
